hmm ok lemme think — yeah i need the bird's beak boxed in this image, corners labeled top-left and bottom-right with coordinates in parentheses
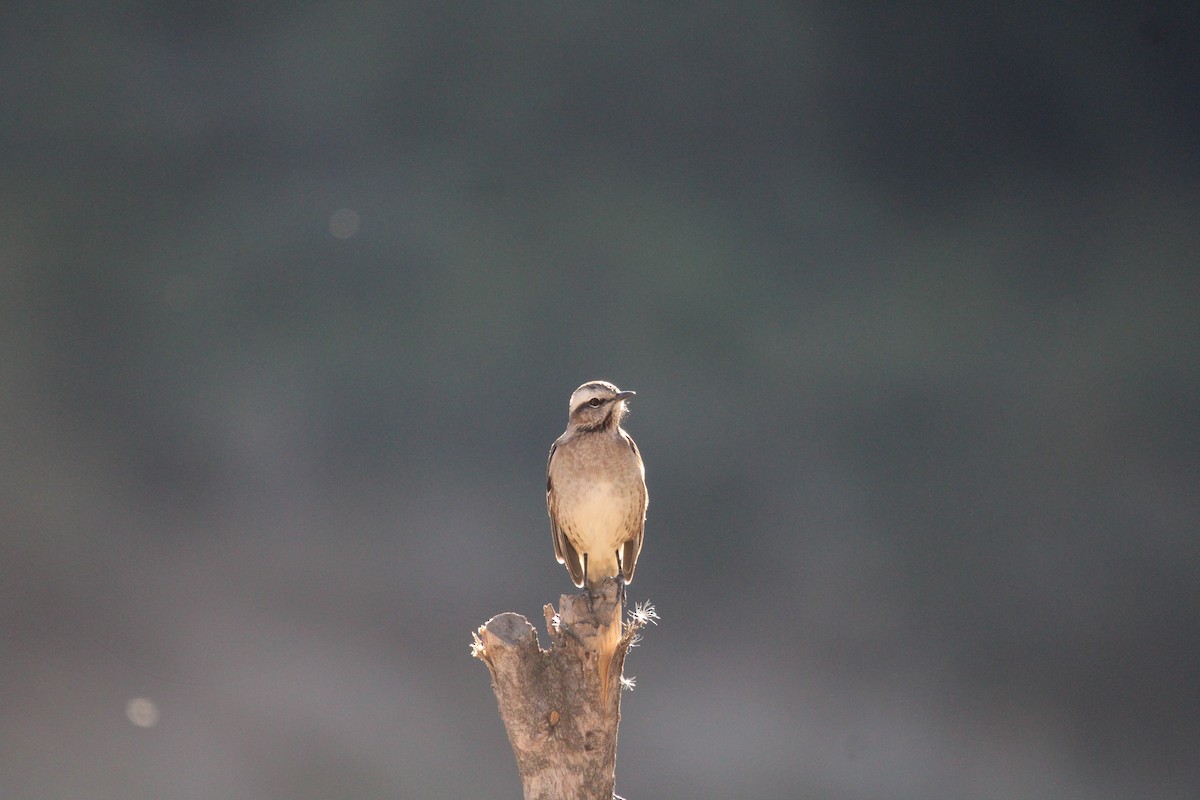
top-left (615, 390), bottom-right (636, 401)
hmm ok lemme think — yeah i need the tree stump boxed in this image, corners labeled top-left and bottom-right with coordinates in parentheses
top-left (472, 579), bottom-right (655, 800)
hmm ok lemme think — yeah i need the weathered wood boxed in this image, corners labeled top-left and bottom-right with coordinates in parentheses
top-left (473, 579), bottom-right (653, 800)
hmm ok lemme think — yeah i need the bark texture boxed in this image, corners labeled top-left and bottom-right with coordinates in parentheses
top-left (473, 579), bottom-right (647, 800)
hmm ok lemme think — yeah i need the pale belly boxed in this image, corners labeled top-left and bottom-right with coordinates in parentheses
top-left (558, 482), bottom-right (636, 575)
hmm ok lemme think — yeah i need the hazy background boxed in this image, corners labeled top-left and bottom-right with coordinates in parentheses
top-left (3, 3), bottom-right (1198, 798)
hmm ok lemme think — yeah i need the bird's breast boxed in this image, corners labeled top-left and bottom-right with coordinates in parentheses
top-left (549, 433), bottom-right (645, 550)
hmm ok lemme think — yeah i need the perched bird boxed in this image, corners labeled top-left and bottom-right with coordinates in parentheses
top-left (547, 380), bottom-right (648, 593)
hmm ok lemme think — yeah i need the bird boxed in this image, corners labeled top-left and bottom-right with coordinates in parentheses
top-left (547, 380), bottom-right (648, 595)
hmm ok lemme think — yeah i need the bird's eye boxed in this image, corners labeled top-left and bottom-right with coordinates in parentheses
top-left (588, 398), bottom-right (602, 408)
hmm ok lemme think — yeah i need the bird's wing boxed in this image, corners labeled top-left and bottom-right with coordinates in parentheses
top-left (546, 441), bottom-right (563, 563)
top-left (620, 432), bottom-right (648, 584)
top-left (547, 439), bottom-right (585, 587)
top-left (557, 524), bottom-right (584, 588)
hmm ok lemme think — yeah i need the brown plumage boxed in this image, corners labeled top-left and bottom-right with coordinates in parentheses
top-left (547, 381), bottom-right (648, 591)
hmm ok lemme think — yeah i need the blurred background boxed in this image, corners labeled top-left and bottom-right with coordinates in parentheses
top-left (2, 2), bottom-right (1198, 798)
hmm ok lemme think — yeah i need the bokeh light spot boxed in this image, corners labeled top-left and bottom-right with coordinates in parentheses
top-left (125, 697), bottom-right (160, 728)
top-left (329, 208), bottom-right (361, 239)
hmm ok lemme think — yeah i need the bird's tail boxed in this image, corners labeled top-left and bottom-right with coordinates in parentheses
top-left (596, 596), bottom-right (623, 699)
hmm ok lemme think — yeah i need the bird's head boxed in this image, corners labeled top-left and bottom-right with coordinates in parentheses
top-left (567, 380), bottom-right (636, 432)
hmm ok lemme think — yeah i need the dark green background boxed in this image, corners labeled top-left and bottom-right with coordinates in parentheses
top-left (3, 3), bottom-right (1198, 798)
